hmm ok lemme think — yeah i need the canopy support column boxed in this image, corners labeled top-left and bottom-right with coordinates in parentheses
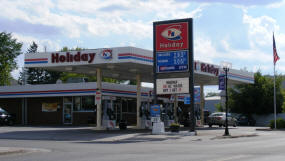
top-left (200, 84), bottom-right (205, 126)
top-left (21, 98), bottom-right (27, 125)
top-left (174, 94), bottom-right (178, 123)
top-left (136, 74), bottom-right (141, 129)
top-left (96, 68), bottom-right (103, 130)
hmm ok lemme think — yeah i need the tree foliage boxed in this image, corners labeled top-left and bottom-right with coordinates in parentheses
top-left (215, 103), bottom-right (224, 112)
top-left (228, 72), bottom-right (283, 115)
top-left (0, 32), bottom-right (22, 86)
top-left (206, 92), bottom-right (220, 97)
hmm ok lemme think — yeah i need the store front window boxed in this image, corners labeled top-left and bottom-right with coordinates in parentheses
top-left (72, 96), bottom-right (95, 112)
top-left (82, 96), bottom-right (95, 111)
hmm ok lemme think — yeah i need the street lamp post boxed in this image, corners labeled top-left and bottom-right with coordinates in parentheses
top-left (221, 62), bottom-right (232, 136)
top-left (224, 67), bottom-right (229, 136)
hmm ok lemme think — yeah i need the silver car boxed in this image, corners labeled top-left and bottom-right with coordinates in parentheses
top-left (208, 112), bottom-right (237, 127)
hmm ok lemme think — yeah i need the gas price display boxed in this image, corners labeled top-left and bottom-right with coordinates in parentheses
top-left (156, 50), bottom-right (189, 73)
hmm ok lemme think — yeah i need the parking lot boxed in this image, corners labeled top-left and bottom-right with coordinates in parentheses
top-left (0, 125), bottom-right (258, 141)
top-left (0, 126), bottom-right (284, 161)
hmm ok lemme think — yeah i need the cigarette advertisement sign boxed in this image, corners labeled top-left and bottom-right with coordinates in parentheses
top-left (156, 77), bottom-right (189, 94)
top-left (150, 104), bottom-right (161, 117)
top-left (219, 75), bottom-right (225, 90)
top-left (95, 91), bottom-right (102, 105)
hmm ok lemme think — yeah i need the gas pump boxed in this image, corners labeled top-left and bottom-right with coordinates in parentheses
top-left (140, 102), bottom-right (152, 129)
top-left (162, 103), bottom-right (175, 127)
top-left (102, 99), bottom-right (116, 129)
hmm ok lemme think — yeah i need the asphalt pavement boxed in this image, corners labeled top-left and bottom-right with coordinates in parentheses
top-left (0, 125), bottom-right (283, 161)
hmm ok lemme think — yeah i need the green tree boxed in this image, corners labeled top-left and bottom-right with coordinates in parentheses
top-left (0, 32), bottom-right (22, 86)
top-left (215, 103), bottom-right (224, 112)
top-left (281, 89), bottom-right (285, 112)
top-left (228, 72), bottom-right (283, 116)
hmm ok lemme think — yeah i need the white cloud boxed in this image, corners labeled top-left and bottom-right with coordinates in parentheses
top-left (239, 10), bottom-right (285, 74)
top-left (267, 0), bottom-right (285, 8)
top-left (0, 0), bottom-right (205, 39)
top-left (194, 36), bottom-right (220, 63)
top-left (194, 33), bottom-right (275, 74)
top-left (13, 33), bottom-right (61, 52)
top-left (243, 12), bottom-right (278, 48)
top-left (11, 68), bottom-right (21, 80)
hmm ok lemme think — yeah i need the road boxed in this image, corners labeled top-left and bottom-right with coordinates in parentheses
top-left (0, 126), bottom-right (284, 161)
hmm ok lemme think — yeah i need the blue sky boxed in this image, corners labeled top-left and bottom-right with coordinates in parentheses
top-left (1, 0), bottom-right (285, 93)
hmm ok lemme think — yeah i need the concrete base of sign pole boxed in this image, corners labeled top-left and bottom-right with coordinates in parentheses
top-left (152, 122), bottom-right (165, 135)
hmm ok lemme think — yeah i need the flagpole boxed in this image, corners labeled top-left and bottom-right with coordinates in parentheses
top-left (273, 32), bottom-right (279, 129)
top-left (274, 64), bottom-right (277, 129)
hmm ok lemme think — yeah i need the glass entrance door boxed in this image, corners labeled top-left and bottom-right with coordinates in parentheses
top-left (63, 103), bottom-right (73, 124)
top-left (114, 103), bottom-right (122, 122)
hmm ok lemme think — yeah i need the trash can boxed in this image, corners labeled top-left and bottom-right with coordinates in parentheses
top-left (119, 120), bottom-right (127, 130)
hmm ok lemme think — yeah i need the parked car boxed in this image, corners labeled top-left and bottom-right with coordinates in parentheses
top-left (0, 107), bottom-right (14, 126)
top-left (208, 112), bottom-right (237, 127)
top-left (236, 114), bottom-right (256, 126)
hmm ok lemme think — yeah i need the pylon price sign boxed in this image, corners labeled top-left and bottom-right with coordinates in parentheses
top-left (153, 18), bottom-right (195, 132)
top-left (154, 20), bottom-right (190, 73)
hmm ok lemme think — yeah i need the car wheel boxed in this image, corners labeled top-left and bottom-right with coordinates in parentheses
top-left (209, 124), bottom-right (212, 128)
top-left (219, 124), bottom-right (222, 127)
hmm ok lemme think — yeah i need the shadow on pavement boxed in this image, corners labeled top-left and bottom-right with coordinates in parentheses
top-left (0, 126), bottom-right (239, 143)
top-left (0, 126), bottom-right (152, 142)
top-left (76, 135), bottom-right (181, 144)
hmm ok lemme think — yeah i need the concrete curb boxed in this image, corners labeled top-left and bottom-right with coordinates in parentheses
top-left (255, 128), bottom-right (273, 131)
top-left (0, 148), bottom-right (26, 156)
top-left (210, 133), bottom-right (258, 140)
top-left (0, 147), bottom-right (51, 156)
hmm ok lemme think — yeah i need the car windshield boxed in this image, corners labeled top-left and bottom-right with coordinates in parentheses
top-left (0, 108), bottom-right (8, 114)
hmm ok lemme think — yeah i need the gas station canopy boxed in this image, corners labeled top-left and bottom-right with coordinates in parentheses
top-left (24, 46), bottom-right (254, 85)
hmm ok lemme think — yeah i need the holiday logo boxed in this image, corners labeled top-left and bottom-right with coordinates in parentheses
top-left (101, 49), bottom-right (112, 59)
top-left (161, 25), bottom-right (182, 41)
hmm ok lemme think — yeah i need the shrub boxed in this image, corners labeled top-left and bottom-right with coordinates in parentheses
top-left (170, 123), bottom-right (180, 132)
top-left (269, 118), bottom-right (285, 129)
top-left (170, 123), bottom-right (180, 127)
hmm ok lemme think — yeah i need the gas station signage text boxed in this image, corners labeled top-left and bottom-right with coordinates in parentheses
top-left (51, 52), bottom-right (96, 63)
top-left (156, 78), bottom-right (189, 94)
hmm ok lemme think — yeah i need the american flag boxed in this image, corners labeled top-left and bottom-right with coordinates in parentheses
top-left (273, 33), bottom-right (280, 65)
